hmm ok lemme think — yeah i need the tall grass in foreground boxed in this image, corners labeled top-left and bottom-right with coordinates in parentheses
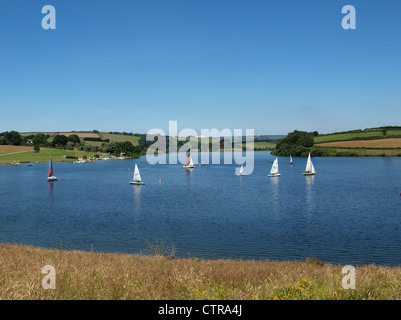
top-left (1, 243), bottom-right (401, 300)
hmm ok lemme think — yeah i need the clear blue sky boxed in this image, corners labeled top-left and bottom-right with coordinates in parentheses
top-left (1, 0), bottom-right (400, 135)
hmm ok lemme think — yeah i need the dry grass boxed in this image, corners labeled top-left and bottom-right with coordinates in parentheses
top-left (317, 138), bottom-right (401, 149)
top-left (1, 243), bottom-right (401, 300)
top-left (55, 132), bottom-right (100, 138)
top-left (0, 145), bottom-right (44, 154)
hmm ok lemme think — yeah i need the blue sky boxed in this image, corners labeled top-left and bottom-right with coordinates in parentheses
top-left (1, 0), bottom-right (401, 135)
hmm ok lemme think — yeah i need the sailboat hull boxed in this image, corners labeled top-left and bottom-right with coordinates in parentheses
top-left (183, 166), bottom-right (194, 169)
top-left (130, 181), bottom-right (145, 185)
top-left (267, 174), bottom-right (281, 177)
top-left (48, 176), bottom-right (58, 181)
top-left (302, 172), bottom-right (316, 176)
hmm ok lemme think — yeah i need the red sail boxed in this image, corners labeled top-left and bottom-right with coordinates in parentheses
top-left (48, 157), bottom-right (53, 177)
top-left (184, 153), bottom-right (190, 166)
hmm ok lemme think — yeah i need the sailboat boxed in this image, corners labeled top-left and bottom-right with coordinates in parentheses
top-left (289, 154), bottom-right (293, 165)
top-left (267, 158), bottom-right (281, 177)
top-left (183, 152), bottom-right (194, 169)
top-left (237, 165), bottom-right (245, 176)
top-left (302, 153), bottom-right (316, 176)
top-left (47, 156), bottom-right (58, 181)
top-left (130, 164), bottom-right (145, 185)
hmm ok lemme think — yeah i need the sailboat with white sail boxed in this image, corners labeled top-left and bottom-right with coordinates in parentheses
top-left (47, 156), bottom-right (57, 181)
top-left (236, 165), bottom-right (245, 176)
top-left (267, 158), bottom-right (281, 177)
top-left (130, 164), bottom-right (145, 185)
top-left (289, 154), bottom-right (293, 165)
top-left (183, 152), bottom-right (194, 169)
top-left (302, 153), bottom-right (316, 176)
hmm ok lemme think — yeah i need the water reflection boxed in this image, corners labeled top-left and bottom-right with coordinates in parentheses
top-left (48, 181), bottom-right (54, 193)
top-left (133, 185), bottom-right (142, 211)
top-left (269, 177), bottom-right (279, 212)
top-left (305, 175), bottom-right (315, 211)
top-left (48, 181), bottom-right (54, 210)
top-left (185, 168), bottom-right (192, 186)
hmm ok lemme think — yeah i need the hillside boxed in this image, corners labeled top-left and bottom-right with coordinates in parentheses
top-left (314, 127), bottom-right (401, 144)
top-left (313, 127), bottom-right (401, 157)
top-left (0, 131), bottom-right (146, 164)
top-left (270, 127), bottom-right (401, 157)
top-left (21, 131), bottom-right (141, 147)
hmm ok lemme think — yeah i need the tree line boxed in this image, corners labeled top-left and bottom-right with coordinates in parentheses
top-left (0, 131), bottom-right (147, 158)
top-left (271, 130), bottom-right (318, 157)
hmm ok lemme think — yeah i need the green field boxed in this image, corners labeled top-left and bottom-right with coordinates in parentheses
top-left (314, 129), bottom-right (401, 143)
top-left (99, 133), bottom-right (140, 146)
top-left (311, 128), bottom-right (401, 156)
top-left (252, 141), bottom-right (276, 150)
top-left (0, 148), bottom-right (101, 164)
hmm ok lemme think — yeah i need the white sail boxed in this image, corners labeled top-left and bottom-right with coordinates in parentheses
top-left (134, 164), bottom-right (142, 181)
top-left (305, 153), bottom-right (315, 173)
top-left (183, 153), bottom-right (194, 168)
top-left (270, 158), bottom-right (279, 175)
top-left (289, 154), bottom-right (293, 163)
top-left (239, 165), bottom-right (244, 175)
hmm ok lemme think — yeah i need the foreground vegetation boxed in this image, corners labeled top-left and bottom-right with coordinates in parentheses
top-left (1, 243), bottom-right (401, 300)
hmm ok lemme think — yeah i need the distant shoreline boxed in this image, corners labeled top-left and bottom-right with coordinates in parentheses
top-left (2, 148), bottom-right (401, 165)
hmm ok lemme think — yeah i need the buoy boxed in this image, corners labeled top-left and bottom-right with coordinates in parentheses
top-left (159, 179), bottom-right (162, 183)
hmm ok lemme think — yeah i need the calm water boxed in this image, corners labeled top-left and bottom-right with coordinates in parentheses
top-left (1, 152), bottom-right (401, 266)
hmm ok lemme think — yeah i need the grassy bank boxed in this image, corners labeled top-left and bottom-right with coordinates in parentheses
top-left (1, 243), bottom-right (401, 300)
top-left (0, 148), bottom-right (102, 164)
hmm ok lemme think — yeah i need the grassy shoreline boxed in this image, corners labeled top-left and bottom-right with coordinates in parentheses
top-left (1, 243), bottom-right (401, 300)
top-left (0, 147), bottom-right (103, 165)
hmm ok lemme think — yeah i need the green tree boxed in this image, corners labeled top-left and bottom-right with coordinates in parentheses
top-left (33, 145), bottom-right (40, 153)
top-left (65, 141), bottom-right (75, 150)
top-left (272, 130), bottom-right (315, 157)
top-left (52, 135), bottom-right (69, 146)
top-left (32, 133), bottom-right (47, 145)
top-left (68, 134), bottom-right (81, 144)
top-left (0, 137), bottom-right (8, 145)
top-left (4, 131), bottom-right (22, 146)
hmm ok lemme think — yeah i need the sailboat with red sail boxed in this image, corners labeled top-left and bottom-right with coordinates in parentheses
top-left (47, 156), bottom-right (58, 181)
top-left (182, 152), bottom-right (194, 169)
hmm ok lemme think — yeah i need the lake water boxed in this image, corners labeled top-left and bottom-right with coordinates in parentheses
top-left (1, 151), bottom-right (401, 266)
